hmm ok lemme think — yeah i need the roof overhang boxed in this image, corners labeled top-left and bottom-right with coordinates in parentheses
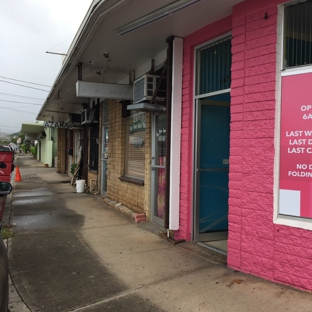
top-left (21, 122), bottom-right (45, 134)
top-left (37, 0), bottom-right (244, 122)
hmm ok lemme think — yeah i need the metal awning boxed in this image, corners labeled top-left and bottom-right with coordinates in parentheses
top-left (21, 123), bottom-right (45, 134)
top-left (127, 103), bottom-right (166, 113)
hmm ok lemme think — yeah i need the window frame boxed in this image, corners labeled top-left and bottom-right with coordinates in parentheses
top-left (121, 112), bottom-right (146, 184)
top-left (282, 0), bottom-right (312, 70)
top-left (89, 125), bottom-right (99, 172)
top-left (274, 1), bottom-right (312, 231)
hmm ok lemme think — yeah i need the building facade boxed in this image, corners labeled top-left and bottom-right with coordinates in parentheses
top-left (175, 0), bottom-right (312, 291)
top-left (38, 0), bottom-right (312, 292)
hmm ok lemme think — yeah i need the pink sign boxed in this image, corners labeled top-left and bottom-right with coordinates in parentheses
top-left (280, 72), bottom-right (312, 218)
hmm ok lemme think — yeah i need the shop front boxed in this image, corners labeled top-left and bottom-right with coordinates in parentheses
top-left (176, 0), bottom-right (312, 292)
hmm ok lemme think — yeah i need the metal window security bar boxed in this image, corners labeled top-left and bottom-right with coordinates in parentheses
top-left (196, 37), bottom-right (232, 95)
top-left (284, 0), bottom-right (312, 68)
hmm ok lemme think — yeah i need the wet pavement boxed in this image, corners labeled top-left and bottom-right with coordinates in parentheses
top-left (3, 154), bottom-right (312, 312)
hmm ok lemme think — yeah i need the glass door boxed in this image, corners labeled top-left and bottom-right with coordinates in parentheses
top-left (101, 101), bottom-right (108, 195)
top-left (151, 114), bottom-right (166, 227)
top-left (195, 93), bottom-right (230, 242)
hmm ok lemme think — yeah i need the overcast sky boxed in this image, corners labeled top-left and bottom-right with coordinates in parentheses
top-left (0, 0), bottom-right (93, 136)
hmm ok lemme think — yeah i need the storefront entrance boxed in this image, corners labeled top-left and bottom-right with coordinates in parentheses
top-left (151, 114), bottom-right (166, 227)
top-left (194, 93), bottom-right (230, 247)
top-left (193, 35), bottom-right (231, 252)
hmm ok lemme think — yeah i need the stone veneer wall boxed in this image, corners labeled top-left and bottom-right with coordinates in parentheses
top-left (107, 99), bottom-right (151, 216)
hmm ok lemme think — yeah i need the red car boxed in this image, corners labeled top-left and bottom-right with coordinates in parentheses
top-left (0, 147), bottom-right (14, 184)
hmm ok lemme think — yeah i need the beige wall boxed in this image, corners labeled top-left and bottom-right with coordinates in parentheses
top-left (107, 99), bottom-right (151, 216)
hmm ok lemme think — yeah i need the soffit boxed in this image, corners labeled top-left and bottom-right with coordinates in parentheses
top-left (38, 0), bottom-right (244, 122)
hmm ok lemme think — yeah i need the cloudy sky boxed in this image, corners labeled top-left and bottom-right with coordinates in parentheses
top-left (0, 0), bottom-right (93, 136)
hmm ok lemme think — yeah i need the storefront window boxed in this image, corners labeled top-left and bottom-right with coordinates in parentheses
top-left (196, 37), bottom-right (231, 95)
top-left (278, 1), bottom-right (312, 222)
top-left (283, 0), bottom-right (312, 69)
top-left (125, 112), bottom-right (146, 180)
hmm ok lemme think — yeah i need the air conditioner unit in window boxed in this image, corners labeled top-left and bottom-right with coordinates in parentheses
top-left (81, 109), bottom-right (98, 125)
top-left (133, 74), bottom-right (166, 103)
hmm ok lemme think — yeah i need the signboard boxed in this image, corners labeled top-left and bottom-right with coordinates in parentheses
top-left (279, 72), bottom-right (312, 218)
top-left (129, 120), bottom-right (146, 133)
top-left (76, 81), bottom-right (133, 100)
top-left (44, 121), bottom-right (73, 129)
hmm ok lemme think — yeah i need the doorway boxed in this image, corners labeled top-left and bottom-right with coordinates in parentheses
top-left (194, 92), bottom-right (230, 252)
top-left (151, 114), bottom-right (166, 227)
top-left (101, 101), bottom-right (108, 195)
top-left (193, 35), bottom-right (231, 253)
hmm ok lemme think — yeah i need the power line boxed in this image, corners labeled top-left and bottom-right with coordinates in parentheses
top-left (0, 92), bottom-right (44, 101)
top-left (0, 125), bottom-right (20, 129)
top-left (47, 35), bottom-right (74, 51)
top-left (0, 99), bottom-right (42, 105)
top-left (0, 80), bottom-right (49, 92)
top-left (1, 105), bottom-right (39, 109)
top-left (0, 106), bottom-right (38, 115)
top-left (0, 76), bottom-right (51, 87)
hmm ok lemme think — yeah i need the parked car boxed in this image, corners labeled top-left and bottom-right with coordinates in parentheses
top-left (0, 181), bottom-right (12, 312)
top-left (0, 149), bottom-right (14, 183)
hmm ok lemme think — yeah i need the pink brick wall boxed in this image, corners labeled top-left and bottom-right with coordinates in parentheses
top-left (177, 0), bottom-right (312, 292)
top-left (229, 0), bottom-right (312, 292)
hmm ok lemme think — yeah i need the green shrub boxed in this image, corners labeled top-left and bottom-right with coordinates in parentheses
top-left (30, 146), bottom-right (37, 156)
top-left (70, 163), bottom-right (77, 175)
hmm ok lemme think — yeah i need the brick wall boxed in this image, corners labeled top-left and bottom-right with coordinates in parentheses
top-left (107, 100), bottom-right (151, 215)
top-left (228, 0), bottom-right (279, 278)
top-left (177, 0), bottom-right (312, 292)
top-left (229, 0), bottom-right (312, 292)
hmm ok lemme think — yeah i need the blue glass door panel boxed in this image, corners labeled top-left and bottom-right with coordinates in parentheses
top-left (198, 98), bottom-right (230, 234)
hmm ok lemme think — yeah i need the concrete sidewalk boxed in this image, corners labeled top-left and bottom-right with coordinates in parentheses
top-left (4, 155), bottom-right (312, 312)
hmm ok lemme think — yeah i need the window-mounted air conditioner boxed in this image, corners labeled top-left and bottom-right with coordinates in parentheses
top-left (81, 109), bottom-right (98, 125)
top-left (133, 74), bottom-right (166, 103)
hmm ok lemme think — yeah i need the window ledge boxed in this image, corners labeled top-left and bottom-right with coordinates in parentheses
top-left (274, 214), bottom-right (312, 231)
top-left (119, 175), bottom-right (144, 186)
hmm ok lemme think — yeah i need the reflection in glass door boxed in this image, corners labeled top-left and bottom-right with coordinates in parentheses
top-left (151, 114), bottom-right (166, 227)
top-left (195, 93), bottom-right (230, 242)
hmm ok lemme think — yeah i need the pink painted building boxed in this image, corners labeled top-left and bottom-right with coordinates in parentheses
top-left (175, 0), bottom-right (312, 292)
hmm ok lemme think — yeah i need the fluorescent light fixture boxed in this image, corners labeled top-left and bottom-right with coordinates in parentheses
top-left (116, 0), bottom-right (202, 35)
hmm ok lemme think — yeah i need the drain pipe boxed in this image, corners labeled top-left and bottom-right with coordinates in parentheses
top-left (164, 36), bottom-right (174, 233)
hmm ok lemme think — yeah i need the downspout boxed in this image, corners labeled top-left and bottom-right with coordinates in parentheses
top-left (164, 36), bottom-right (174, 232)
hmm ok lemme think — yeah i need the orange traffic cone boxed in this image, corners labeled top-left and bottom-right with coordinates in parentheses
top-left (15, 166), bottom-right (22, 182)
